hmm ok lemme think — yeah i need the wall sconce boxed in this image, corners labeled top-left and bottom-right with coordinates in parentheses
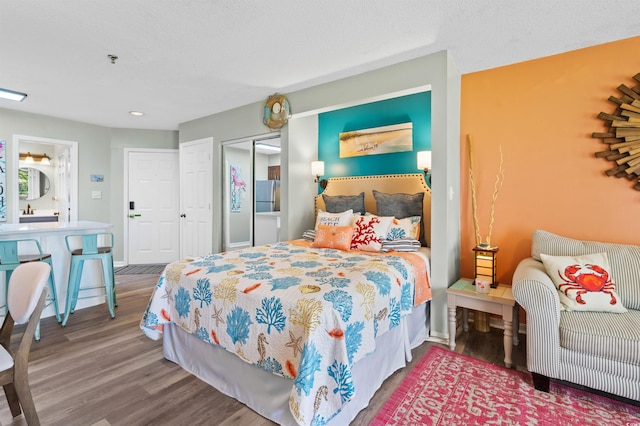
top-left (417, 150), bottom-right (432, 186)
top-left (311, 161), bottom-right (327, 189)
top-left (20, 152), bottom-right (51, 165)
top-left (473, 245), bottom-right (499, 289)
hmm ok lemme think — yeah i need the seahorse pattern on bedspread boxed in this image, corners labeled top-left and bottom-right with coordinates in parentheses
top-left (140, 240), bottom-right (431, 425)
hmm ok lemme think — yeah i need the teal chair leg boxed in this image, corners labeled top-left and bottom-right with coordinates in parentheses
top-left (111, 256), bottom-right (117, 308)
top-left (42, 258), bottom-right (61, 323)
top-left (101, 256), bottom-right (115, 318)
top-left (70, 259), bottom-right (85, 314)
top-left (2, 270), bottom-right (13, 317)
top-left (62, 257), bottom-right (82, 327)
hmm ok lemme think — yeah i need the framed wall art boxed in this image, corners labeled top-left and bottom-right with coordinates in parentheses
top-left (339, 122), bottom-right (413, 158)
top-left (0, 140), bottom-right (5, 221)
top-left (230, 165), bottom-right (246, 212)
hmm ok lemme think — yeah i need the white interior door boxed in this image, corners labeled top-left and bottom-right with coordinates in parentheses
top-left (128, 150), bottom-right (180, 264)
top-left (180, 138), bottom-right (213, 259)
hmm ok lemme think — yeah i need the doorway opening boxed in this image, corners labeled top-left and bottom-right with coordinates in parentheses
top-left (221, 133), bottom-right (280, 251)
top-left (10, 135), bottom-right (78, 224)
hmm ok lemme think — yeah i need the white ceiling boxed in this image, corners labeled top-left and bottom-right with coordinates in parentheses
top-left (2, 1), bottom-right (639, 131)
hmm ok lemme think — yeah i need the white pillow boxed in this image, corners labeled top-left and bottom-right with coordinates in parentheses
top-left (540, 252), bottom-right (626, 313)
top-left (315, 209), bottom-right (353, 231)
top-left (350, 213), bottom-right (393, 252)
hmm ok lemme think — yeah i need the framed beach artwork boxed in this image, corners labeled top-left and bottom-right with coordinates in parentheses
top-left (339, 122), bottom-right (413, 158)
top-left (230, 165), bottom-right (246, 212)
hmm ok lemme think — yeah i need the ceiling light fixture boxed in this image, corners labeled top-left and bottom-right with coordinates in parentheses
top-left (0, 88), bottom-right (27, 102)
top-left (129, 111), bottom-right (144, 116)
top-left (20, 152), bottom-right (52, 165)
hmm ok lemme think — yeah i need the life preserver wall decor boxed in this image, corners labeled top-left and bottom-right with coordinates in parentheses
top-left (593, 72), bottom-right (640, 191)
top-left (263, 94), bottom-right (290, 130)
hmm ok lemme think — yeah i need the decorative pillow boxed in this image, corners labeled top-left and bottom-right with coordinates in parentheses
top-left (381, 238), bottom-right (421, 252)
top-left (301, 229), bottom-right (316, 242)
top-left (312, 224), bottom-right (354, 251)
top-left (322, 192), bottom-right (365, 214)
top-left (315, 209), bottom-right (353, 231)
top-left (540, 252), bottom-right (627, 313)
top-left (350, 214), bottom-right (393, 252)
top-left (386, 216), bottom-right (421, 241)
top-left (373, 190), bottom-right (426, 246)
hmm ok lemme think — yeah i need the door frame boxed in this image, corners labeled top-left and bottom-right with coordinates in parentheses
top-left (10, 135), bottom-right (78, 224)
top-left (123, 147), bottom-right (179, 265)
top-left (220, 131), bottom-right (280, 251)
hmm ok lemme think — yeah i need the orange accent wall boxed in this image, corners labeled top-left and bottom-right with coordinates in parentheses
top-left (460, 35), bottom-right (640, 285)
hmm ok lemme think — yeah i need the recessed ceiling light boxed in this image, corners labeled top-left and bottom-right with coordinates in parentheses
top-left (129, 111), bottom-right (144, 116)
top-left (0, 88), bottom-right (27, 102)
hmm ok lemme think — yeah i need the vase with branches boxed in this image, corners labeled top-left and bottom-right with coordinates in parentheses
top-left (468, 134), bottom-right (505, 248)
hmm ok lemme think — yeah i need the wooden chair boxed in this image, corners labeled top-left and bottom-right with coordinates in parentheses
top-left (0, 261), bottom-right (50, 426)
top-left (0, 239), bottom-right (61, 341)
top-left (62, 233), bottom-right (116, 326)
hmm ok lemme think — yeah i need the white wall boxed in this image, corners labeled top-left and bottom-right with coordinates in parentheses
top-left (0, 108), bottom-right (179, 261)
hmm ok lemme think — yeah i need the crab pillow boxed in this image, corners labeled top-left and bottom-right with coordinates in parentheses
top-left (350, 214), bottom-right (393, 252)
top-left (540, 252), bottom-right (627, 313)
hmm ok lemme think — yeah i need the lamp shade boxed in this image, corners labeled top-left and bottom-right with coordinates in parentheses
top-left (311, 161), bottom-right (325, 177)
top-left (417, 151), bottom-right (432, 170)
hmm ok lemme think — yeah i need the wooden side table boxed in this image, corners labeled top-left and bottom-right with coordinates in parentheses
top-left (446, 278), bottom-right (519, 367)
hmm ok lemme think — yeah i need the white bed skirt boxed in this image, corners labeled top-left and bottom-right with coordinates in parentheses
top-left (163, 302), bottom-right (430, 425)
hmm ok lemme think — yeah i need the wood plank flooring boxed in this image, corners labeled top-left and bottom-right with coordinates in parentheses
top-left (0, 274), bottom-right (528, 425)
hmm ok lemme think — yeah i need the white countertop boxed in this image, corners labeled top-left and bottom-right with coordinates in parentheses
top-left (0, 221), bottom-right (113, 237)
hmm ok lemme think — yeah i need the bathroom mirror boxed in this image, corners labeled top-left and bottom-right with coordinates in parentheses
top-left (18, 167), bottom-right (51, 200)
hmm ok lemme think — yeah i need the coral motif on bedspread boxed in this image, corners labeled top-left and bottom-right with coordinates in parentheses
top-left (140, 241), bottom-right (430, 426)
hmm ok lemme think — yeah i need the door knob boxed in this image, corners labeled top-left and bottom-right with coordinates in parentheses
top-left (180, 213), bottom-right (186, 218)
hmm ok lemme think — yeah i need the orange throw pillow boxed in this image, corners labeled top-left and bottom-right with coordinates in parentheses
top-left (312, 224), bottom-right (354, 251)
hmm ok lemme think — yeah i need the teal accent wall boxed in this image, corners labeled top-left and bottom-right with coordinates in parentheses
top-left (318, 91), bottom-right (431, 179)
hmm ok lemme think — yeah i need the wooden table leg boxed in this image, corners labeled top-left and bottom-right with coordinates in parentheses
top-left (462, 308), bottom-right (469, 332)
top-left (513, 304), bottom-right (519, 346)
top-left (503, 319), bottom-right (513, 368)
top-left (448, 306), bottom-right (456, 350)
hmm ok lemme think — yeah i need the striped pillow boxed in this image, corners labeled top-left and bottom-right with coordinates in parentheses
top-left (381, 238), bottom-right (421, 252)
top-left (301, 229), bottom-right (316, 242)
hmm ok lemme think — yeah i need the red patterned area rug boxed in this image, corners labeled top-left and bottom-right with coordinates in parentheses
top-left (371, 346), bottom-right (640, 425)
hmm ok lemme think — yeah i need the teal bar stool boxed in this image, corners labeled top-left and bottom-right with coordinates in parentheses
top-left (0, 239), bottom-right (61, 341)
top-left (62, 233), bottom-right (116, 326)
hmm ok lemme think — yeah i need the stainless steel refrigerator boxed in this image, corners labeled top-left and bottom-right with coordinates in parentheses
top-left (255, 180), bottom-right (280, 212)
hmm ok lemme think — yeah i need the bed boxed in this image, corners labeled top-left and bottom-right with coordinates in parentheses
top-left (140, 174), bottom-right (432, 425)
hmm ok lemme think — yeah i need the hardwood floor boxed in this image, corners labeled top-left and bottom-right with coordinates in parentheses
top-left (0, 274), bottom-right (528, 425)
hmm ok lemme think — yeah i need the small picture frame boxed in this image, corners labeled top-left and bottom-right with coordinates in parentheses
top-left (91, 174), bottom-right (104, 182)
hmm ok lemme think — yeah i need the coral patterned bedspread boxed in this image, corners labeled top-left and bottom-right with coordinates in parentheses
top-left (140, 240), bottom-right (430, 426)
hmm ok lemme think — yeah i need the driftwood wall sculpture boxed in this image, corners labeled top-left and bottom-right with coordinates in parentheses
top-left (593, 72), bottom-right (640, 191)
